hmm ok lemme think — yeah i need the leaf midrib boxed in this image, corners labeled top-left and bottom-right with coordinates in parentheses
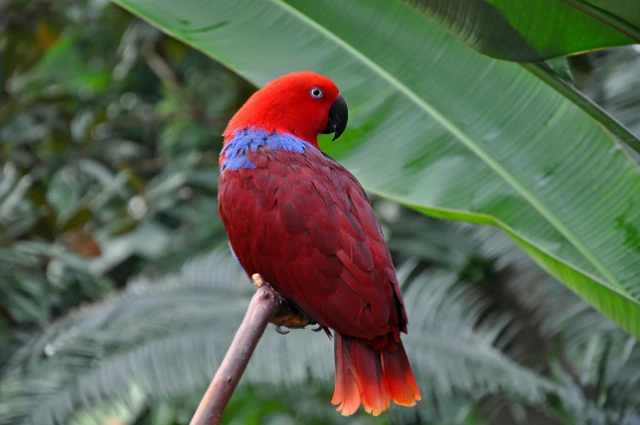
top-left (272, 0), bottom-right (625, 292)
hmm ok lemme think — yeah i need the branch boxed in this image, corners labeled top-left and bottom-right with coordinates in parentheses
top-left (189, 274), bottom-right (314, 425)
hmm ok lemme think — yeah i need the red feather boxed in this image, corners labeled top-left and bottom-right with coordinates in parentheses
top-left (219, 141), bottom-right (421, 416)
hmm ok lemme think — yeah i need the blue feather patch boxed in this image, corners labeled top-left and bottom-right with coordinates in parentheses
top-left (220, 128), bottom-right (314, 173)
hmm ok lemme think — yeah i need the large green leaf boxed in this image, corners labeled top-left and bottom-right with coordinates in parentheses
top-left (111, 0), bottom-right (640, 338)
top-left (400, 0), bottom-right (640, 61)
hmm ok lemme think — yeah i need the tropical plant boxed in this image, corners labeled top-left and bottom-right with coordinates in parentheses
top-left (111, 0), bottom-right (640, 339)
top-left (400, 0), bottom-right (640, 60)
top-left (3, 224), bottom-right (640, 425)
top-left (2, 0), bottom-right (640, 424)
top-left (0, 0), bottom-right (245, 358)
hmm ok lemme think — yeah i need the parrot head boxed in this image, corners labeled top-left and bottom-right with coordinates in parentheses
top-left (223, 71), bottom-right (348, 147)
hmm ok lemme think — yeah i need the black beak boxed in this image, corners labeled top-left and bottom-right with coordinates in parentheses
top-left (322, 94), bottom-right (348, 141)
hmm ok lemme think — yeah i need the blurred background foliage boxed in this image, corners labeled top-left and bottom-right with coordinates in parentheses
top-left (1, 1), bottom-right (640, 424)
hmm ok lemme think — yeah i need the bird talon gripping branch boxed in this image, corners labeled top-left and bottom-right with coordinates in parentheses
top-left (251, 273), bottom-right (265, 288)
top-left (218, 71), bottom-right (421, 416)
top-left (274, 325), bottom-right (290, 335)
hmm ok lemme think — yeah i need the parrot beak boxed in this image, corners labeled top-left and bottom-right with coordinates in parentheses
top-left (323, 94), bottom-right (348, 141)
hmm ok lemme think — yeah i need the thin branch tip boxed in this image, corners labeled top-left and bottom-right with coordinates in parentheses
top-left (190, 274), bottom-right (322, 425)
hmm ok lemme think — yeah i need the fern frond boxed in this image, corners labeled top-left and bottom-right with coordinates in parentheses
top-left (0, 249), bottom-right (617, 425)
top-left (470, 224), bottom-right (640, 420)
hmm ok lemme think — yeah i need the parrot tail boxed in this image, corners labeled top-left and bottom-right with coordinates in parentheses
top-left (331, 332), bottom-right (421, 416)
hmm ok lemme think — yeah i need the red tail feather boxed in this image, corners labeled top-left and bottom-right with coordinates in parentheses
top-left (331, 332), bottom-right (421, 416)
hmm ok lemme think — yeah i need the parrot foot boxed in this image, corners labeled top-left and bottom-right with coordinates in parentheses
top-left (274, 325), bottom-right (290, 335)
top-left (250, 273), bottom-right (315, 331)
top-left (251, 273), bottom-right (265, 288)
top-left (311, 325), bottom-right (324, 332)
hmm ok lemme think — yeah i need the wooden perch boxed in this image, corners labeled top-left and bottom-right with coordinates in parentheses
top-left (190, 274), bottom-right (314, 425)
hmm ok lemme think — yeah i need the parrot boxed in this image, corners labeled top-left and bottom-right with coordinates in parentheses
top-left (218, 71), bottom-right (421, 416)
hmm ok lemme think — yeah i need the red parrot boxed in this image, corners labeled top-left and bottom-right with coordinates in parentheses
top-left (218, 71), bottom-right (421, 416)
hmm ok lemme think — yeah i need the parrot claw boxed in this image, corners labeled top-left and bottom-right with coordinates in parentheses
top-left (274, 325), bottom-right (290, 335)
top-left (311, 325), bottom-right (323, 332)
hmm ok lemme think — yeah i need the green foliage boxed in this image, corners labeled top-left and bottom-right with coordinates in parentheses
top-left (3, 227), bottom-right (640, 425)
top-left (113, 0), bottom-right (640, 339)
top-left (397, 1), bottom-right (640, 156)
top-left (399, 0), bottom-right (639, 61)
top-left (575, 46), bottom-right (640, 138)
top-left (0, 250), bottom-right (607, 424)
top-left (0, 0), bottom-right (246, 361)
top-left (2, 1), bottom-right (640, 424)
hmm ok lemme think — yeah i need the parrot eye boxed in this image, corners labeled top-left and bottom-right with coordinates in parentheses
top-left (310, 87), bottom-right (323, 99)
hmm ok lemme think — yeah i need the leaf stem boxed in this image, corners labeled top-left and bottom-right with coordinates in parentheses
top-left (559, 0), bottom-right (640, 43)
top-left (522, 62), bottom-right (640, 157)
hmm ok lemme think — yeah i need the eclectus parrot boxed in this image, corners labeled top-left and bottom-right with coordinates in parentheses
top-left (218, 71), bottom-right (421, 416)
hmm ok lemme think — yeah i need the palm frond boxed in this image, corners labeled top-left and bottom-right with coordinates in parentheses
top-left (469, 224), bottom-right (640, 421)
top-left (470, 225), bottom-right (620, 342)
top-left (0, 248), bottom-right (599, 425)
